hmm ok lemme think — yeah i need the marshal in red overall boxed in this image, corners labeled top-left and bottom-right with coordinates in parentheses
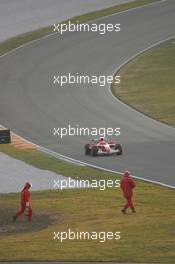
top-left (13, 182), bottom-right (32, 222)
top-left (120, 171), bottom-right (136, 214)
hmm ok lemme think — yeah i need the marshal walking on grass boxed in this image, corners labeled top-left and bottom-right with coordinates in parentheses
top-left (120, 171), bottom-right (136, 214)
top-left (13, 182), bottom-right (32, 222)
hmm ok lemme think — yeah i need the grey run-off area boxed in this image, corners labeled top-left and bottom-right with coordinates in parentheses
top-left (0, 152), bottom-right (86, 193)
top-left (0, 0), bottom-right (133, 42)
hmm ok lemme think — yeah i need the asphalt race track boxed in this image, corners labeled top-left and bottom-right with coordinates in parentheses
top-left (0, 0), bottom-right (175, 187)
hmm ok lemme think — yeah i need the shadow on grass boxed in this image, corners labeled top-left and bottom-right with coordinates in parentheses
top-left (0, 205), bottom-right (57, 235)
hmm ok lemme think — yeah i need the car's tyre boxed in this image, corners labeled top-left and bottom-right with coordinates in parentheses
top-left (85, 144), bottom-right (91, 155)
top-left (115, 144), bottom-right (122, 155)
top-left (91, 146), bottom-right (98, 156)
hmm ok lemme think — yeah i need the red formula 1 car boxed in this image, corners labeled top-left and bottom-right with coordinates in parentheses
top-left (85, 138), bottom-right (122, 157)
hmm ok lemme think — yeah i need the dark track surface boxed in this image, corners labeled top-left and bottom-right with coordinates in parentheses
top-left (0, 0), bottom-right (175, 187)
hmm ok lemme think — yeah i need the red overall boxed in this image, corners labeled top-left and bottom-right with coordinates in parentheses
top-left (15, 182), bottom-right (32, 220)
top-left (120, 172), bottom-right (136, 210)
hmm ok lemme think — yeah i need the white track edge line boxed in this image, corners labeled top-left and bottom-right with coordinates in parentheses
top-left (0, 0), bottom-right (174, 189)
top-left (108, 35), bottom-right (175, 130)
top-left (1, 124), bottom-right (174, 190)
top-left (0, 0), bottom-right (164, 60)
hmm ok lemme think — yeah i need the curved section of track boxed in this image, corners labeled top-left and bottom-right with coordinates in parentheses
top-left (0, 0), bottom-right (175, 187)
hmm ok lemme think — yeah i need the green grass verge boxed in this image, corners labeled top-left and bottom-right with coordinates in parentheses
top-left (0, 144), bottom-right (175, 262)
top-left (0, 144), bottom-right (118, 182)
top-left (112, 39), bottom-right (175, 127)
top-left (0, 0), bottom-right (160, 56)
top-left (0, 187), bottom-right (175, 262)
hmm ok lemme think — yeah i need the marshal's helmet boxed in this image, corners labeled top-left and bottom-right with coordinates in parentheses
top-left (123, 171), bottom-right (131, 177)
top-left (24, 182), bottom-right (32, 189)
